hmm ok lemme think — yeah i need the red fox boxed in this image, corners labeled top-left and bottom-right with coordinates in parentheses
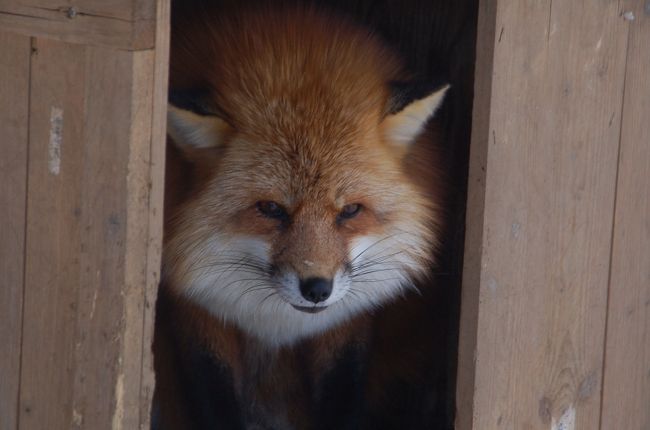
top-left (154, 3), bottom-right (449, 429)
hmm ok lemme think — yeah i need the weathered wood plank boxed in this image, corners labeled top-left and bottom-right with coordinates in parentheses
top-left (600, 2), bottom-right (650, 429)
top-left (457, 0), bottom-right (629, 428)
top-left (455, 1), bottom-right (497, 429)
top-left (18, 37), bottom-right (87, 429)
top-left (17, 27), bottom-right (166, 426)
top-left (138, 1), bottom-right (169, 428)
top-left (0, 0), bottom-right (154, 50)
top-left (67, 45), bottom-right (153, 430)
top-left (0, 30), bottom-right (31, 430)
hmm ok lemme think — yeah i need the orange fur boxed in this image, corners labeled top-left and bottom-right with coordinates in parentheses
top-left (164, 5), bottom-right (444, 310)
top-left (154, 4), bottom-right (448, 429)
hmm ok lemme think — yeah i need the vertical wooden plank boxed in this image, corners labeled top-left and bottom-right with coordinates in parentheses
top-left (0, 31), bottom-right (31, 430)
top-left (600, 2), bottom-right (650, 429)
top-left (18, 38), bottom-right (87, 429)
top-left (457, 0), bottom-right (630, 428)
top-left (67, 45), bottom-right (152, 430)
top-left (139, 1), bottom-right (170, 428)
top-left (455, 1), bottom-right (497, 429)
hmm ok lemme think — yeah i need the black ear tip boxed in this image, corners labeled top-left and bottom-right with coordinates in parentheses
top-left (168, 88), bottom-right (215, 116)
top-left (387, 79), bottom-right (450, 115)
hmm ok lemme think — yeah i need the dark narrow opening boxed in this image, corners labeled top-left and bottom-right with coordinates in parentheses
top-left (155, 1), bottom-right (478, 428)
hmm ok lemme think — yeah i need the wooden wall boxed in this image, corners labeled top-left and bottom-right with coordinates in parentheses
top-left (458, 0), bottom-right (650, 429)
top-left (2, 0), bottom-right (648, 429)
top-left (0, 1), bottom-right (169, 429)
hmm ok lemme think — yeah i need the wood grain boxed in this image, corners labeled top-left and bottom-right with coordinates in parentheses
top-left (139, 1), bottom-right (170, 428)
top-left (455, 1), bottom-right (496, 429)
top-left (0, 0), bottom-right (164, 427)
top-left (457, 0), bottom-right (629, 428)
top-left (18, 37), bottom-right (87, 429)
top-left (600, 2), bottom-right (650, 429)
top-left (0, 0), bottom-right (155, 50)
top-left (16, 7), bottom-right (167, 424)
top-left (67, 45), bottom-right (152, 430)
top-left (0, 31), bottom-right (31, 430)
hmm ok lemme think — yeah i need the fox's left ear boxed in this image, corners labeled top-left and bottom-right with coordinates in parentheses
top-left (167, 89), bottom-right (231, 151)
top-left (382, 81), bottom-right (450, 147)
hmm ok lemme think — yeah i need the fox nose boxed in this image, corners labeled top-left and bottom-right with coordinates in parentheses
top-left (299, 277), bottom-right (333, 304)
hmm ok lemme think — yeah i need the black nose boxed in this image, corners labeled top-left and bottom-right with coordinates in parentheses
top-left (299, 277), bottom-right (333, 304)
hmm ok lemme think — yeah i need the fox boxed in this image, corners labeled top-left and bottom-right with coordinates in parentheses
top-left (153, 2), bottom-right (450, 429)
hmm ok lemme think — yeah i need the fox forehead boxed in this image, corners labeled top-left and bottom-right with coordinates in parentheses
top-left (213, 131), bottom-right (400, 209)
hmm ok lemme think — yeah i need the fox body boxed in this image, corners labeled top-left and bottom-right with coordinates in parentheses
top-left (154, 3), bottom-right (449, 429)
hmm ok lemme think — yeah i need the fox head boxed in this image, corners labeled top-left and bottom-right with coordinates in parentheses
top-left (163, 7), bottom-right (448, 346)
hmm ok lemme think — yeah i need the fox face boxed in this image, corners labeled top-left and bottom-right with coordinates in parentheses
top-left (163, 7), bottom-right (448, 346)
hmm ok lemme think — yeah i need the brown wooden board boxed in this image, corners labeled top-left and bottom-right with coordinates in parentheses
top-left (18, 37), bottom-right (87, 429)
top-left (14, 1), bottom-right (168, 427)
top-left (138, 1), bottom-right (169, 427)
top-left (68, 45), bottom-right (153, 430)
top-left (0, 30), bottom-right (31, 430)
top-left (0, 0), bottom-right (155, 50)
top-left (600, 2), bottom-right (650, 429)
top-left (457, 0), bottom-right (630, 428)
top-left (455, 1), bottom-right (496, 429)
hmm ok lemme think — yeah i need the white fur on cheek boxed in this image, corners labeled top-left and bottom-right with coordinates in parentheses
top-left (180, 236), bottom-right (271, 305)
top-left (347, 233), bottom-right (424, 309)
top-left (167, 235), bottom-right (365, 347)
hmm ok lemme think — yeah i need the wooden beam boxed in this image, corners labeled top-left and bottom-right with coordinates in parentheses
top-left (457, 0), bottom-right (630, 428)
top-left (0, 0), bottom-right (155, 50)
top-left (600, 2), bottom-right (650, 428)
top-left (455, 1), bottom-right (497, 429)
top-left (138, 0), bottom-right (169, 427)
top-left (0, 30), bottom-right (31, 430)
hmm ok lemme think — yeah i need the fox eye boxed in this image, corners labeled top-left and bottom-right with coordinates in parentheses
top-left (339, 203), bottom-right (362, 220)
top-left (257, 201), bottom-right (287, 219)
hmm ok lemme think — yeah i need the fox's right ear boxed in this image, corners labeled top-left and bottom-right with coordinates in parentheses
top-left (167, 89), bottom-right (231, 150)
top-left (382, 80), bottom-right (449, 148)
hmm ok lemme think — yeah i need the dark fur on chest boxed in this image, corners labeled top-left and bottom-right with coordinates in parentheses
top-left (152, 290), bottom-right (371, 430)
top-left (152, 282), bottom-right (453, 430)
